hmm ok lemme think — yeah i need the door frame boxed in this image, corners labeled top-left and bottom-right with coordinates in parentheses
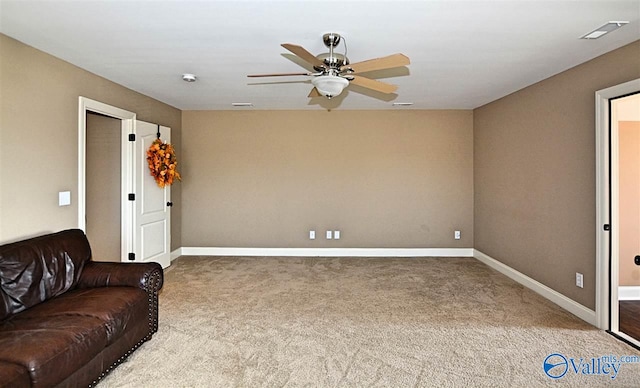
top-left (78, 97), bottom-right (136, 262)
top-left (595, 78), bottom-right (640, 331)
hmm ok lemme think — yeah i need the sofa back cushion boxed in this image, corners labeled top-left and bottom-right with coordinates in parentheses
top-left (0, 229), bottom-right (91, 320)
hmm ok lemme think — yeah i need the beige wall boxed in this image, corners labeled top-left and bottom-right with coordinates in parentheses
top-left (182, 110), bottom-right (473, 248)
top-left (474, 40), bottom-right (640, 309)
top-left (619, 121), bottom-right (640, 286)
top-left (0, 34), bottom-right (182, 249)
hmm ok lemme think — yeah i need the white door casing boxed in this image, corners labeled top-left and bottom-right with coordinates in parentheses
top-left (133, 120), bottom-right (171, 268)
top-left (78, 97), bottom-right (135, 262)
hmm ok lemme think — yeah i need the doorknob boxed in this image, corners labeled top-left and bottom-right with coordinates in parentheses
top-left (166, 202), bottom-right (173, 207)
top-left (635, 255), bottom-right (640, 266)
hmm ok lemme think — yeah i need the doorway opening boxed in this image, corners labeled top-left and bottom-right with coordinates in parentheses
top-left (86, 112), bottom-right (122, 261)
top-left (78, 97), bottom-right (136, 262)
top-left (595, 79), bottom-right (640, 349)
top-left (613, 93), bottom-right (640, 346)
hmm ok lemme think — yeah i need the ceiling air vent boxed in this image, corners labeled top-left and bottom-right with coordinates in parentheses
top-left (581, 21), bottom-right (629, 39)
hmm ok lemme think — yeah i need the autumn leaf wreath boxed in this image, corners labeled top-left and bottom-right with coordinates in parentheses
top-left (146, 139), bottom-right (181, 188)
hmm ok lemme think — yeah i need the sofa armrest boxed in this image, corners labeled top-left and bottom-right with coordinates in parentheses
top-left (77, 261), bottom-right (164, 334)
top-left (77, 262), bottom-right (164, 291)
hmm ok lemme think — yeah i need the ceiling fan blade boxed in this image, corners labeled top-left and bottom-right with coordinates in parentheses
top-left (349, 75), bottom-right (398, 94)
top-left (342, 53), bottom-right (410, 74)
top-left (281, 43), bottom-right (326, 69)
top-left (247, 72), bottom-right (311, 78)
top-left (308, 87), bottom-right (320, 98)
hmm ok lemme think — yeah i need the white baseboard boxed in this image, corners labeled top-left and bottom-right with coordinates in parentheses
top-left (179, 247), bottom-right (474, 258)
top-left (618, 286), bottom-right (640, 301)
top-left (171, 248), bottom-right (182, 261)
top-left (473, 249), bottom-right (597, 326)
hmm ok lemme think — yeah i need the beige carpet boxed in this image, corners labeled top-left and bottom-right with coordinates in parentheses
top-left (100, 257), bottom-right (640, 387)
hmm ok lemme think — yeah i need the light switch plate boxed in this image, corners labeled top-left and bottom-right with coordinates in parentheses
top-left (59, 191), bottom-right (71, 206)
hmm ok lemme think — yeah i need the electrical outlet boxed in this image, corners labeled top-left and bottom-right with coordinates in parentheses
top-left (309, 230), bottom-right (315, 240)
top-left (326, 231), bottom-right (332, 240)
top-left (576, 272), bottom-right (583, 288)
top-left (454, 230), bottom-right (461, 240)
top-left (334, 230), bottom-right (340, 240)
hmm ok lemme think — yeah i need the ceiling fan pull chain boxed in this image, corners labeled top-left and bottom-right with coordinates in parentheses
top-left (342, 36), bottom-right (348, 65)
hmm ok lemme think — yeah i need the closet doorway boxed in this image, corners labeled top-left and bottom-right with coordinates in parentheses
top-left (86, 112), bottom-right (122, 261)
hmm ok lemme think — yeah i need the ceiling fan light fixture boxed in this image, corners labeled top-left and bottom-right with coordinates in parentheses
top-left (311, 75), bottom-right (349, 99)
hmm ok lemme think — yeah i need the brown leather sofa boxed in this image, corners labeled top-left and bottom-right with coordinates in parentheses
top-left (0, 229), bottom-right (164, 387)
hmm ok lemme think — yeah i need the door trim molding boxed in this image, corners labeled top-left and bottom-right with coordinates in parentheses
top-left (78, 97), bottom-right (136, 262)
top-left (595, 79), bottom-right (640, 330)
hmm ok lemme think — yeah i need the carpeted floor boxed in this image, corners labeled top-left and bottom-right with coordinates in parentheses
top-left (100, 256), bottom-right (640, 387)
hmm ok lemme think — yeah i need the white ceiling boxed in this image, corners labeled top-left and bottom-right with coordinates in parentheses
top-left (1, 0), bottom-right (638, 110)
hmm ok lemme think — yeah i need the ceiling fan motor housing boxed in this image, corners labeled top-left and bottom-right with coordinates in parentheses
top-left (315, 53), bottom-right (349, 72)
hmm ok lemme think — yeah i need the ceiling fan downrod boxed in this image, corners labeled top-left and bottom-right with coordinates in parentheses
top-left (315, 33), bottom-right (348, 73)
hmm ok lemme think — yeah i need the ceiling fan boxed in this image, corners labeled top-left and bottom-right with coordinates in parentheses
top-left (248, 33), bottom-right (410, 99)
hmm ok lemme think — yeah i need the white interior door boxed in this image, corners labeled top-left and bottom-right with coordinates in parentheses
top-left (134, 120), bottom-right (171, 268)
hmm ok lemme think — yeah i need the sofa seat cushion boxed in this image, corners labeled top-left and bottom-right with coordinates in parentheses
top-left (0, 287), bottom-right (148, 387)
top-left (0, 360), bottom-right (30, 387)
top-left (0, 315), bottom-right (109, 387)
top-left (11, 286), bottom-right (148, 344)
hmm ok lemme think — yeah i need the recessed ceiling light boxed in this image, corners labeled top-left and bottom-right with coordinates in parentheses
top-left (231, 102), bottom-right (254, 107)
top-left (581, 21), bottom-right (629, 39)
top-left (393, 102), bottom-right (413, 106)
top-left (182, 74), bottom-right (197, 82)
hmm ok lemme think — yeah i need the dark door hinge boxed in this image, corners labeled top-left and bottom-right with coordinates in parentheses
top-left (603, 224), bottom-right (610, 231)
top-left (128, 193), bottom-right (135, 201)
top-left (128, 252), bottom-right (135, 261)
top-left (128, 134), bottom-right (135, 141)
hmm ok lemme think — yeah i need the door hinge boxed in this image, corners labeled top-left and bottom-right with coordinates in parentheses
top-left (128, 134), bottom-right (135, 141)
top-left (128, 193), bottom-right (135, 201)
top-left (128, 252), bottom-right (135, 261)
top-left (603, 224), bottom-right (610, 231)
